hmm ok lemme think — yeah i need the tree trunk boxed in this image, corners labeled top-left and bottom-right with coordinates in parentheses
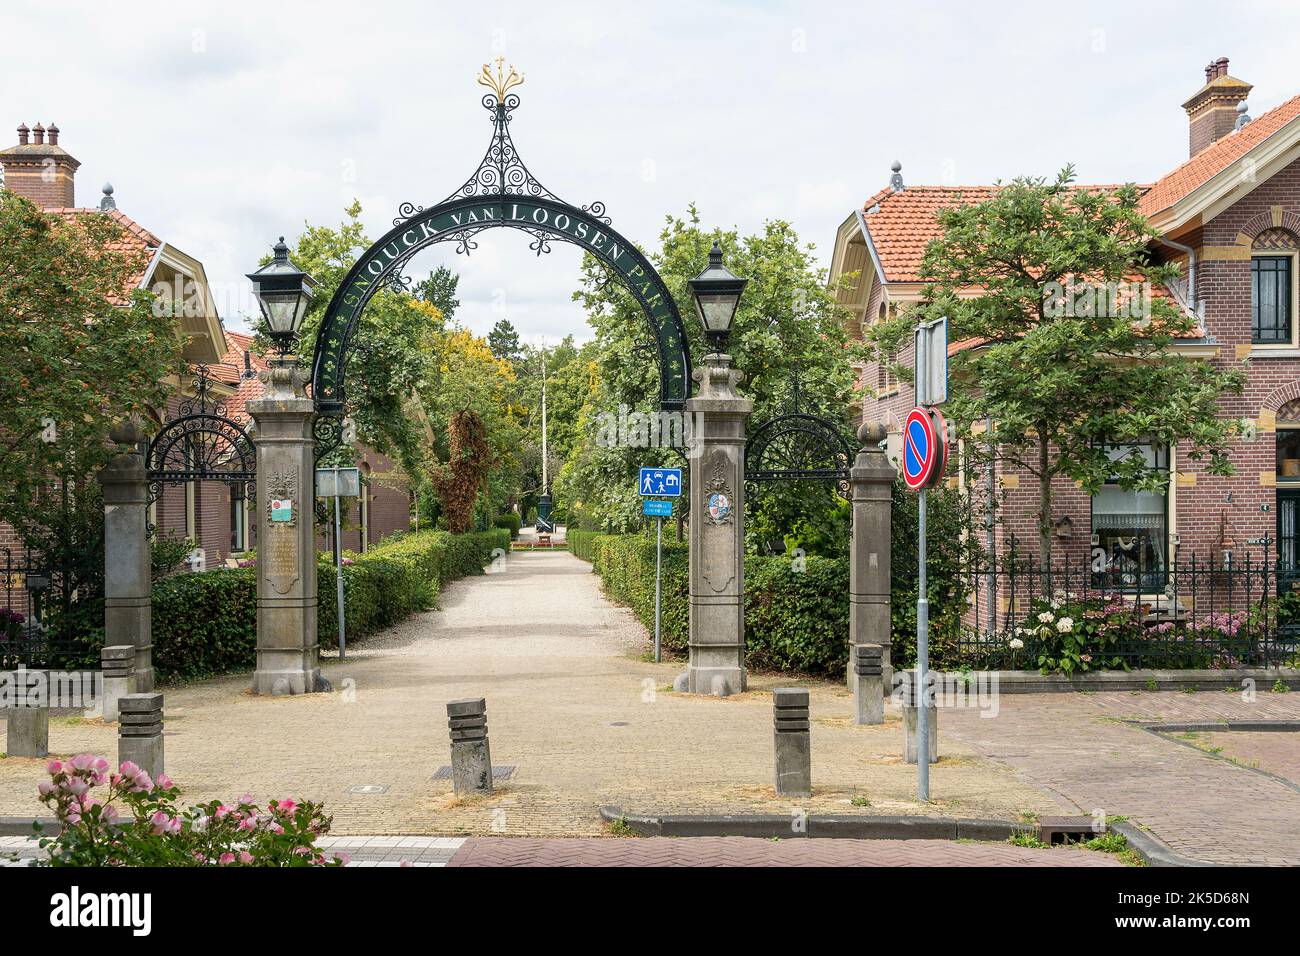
top-left (1037, 426), bottom-right (1053, 595)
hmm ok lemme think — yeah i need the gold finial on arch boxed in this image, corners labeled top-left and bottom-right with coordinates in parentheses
top-left (477, 56), bottom-right (525, 100)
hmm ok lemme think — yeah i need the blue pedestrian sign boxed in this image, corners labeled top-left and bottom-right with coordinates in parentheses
top-left (638, 467), bottom-right (682, 497)
top-left (643, 499), bottom-right (673, 518)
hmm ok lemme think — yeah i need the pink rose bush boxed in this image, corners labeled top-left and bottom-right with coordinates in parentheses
top-left (35, 756), bottom-right (343, 867)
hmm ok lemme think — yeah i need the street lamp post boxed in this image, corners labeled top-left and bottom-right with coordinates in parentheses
top-left (688, 241), bottom-right (747, 353)
top-left (682, 241), bottom-right (752, 697)
top-left (245, 238), bottom-right (325, 695)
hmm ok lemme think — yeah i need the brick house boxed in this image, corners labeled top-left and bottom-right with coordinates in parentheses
top-left (829, 58), bottom-right (1300, 593)
top-left (0, 124), bottom-right (412, 614)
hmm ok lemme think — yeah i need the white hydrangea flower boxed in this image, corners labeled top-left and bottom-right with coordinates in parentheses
top-left (1009, 638), bottom-right (1025, 650)
top-left (1056, 616), bottom-right (1075, 633)
top-left (1037, 611), bottom-right (1054, 624)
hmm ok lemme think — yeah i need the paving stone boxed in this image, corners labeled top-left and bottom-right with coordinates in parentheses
top-left (442, 836), bottom-right (1121, 867)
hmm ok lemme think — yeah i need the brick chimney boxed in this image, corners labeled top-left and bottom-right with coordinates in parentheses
top-left (0, 121), bottom-right (81, 208)
top-left (1182, 58), bottom-right (1253, 158)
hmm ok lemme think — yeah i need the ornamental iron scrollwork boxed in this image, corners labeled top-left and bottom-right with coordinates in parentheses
top-left (311, 60), bottom-right (692, 415)
top-left (145, 365), bottom-right (257, 531)
top-left (744, 371), bottom-right (853, 499)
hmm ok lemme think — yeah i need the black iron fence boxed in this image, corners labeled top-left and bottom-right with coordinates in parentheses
top-left (953, 549), bottom-right (1300, 670)
top-left (0, 545), bottom-right (83, 669)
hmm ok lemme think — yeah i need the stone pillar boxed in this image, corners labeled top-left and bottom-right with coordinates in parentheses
top-left (5, 669), bottom-right (49, 758)
top-left (686, 352), bottom-right (753, 697)
top-left (849, 421), bottom-right (896, 694)
top-left (772, 687), bottom-right (812, 797)
top-left (118, 692), bottom-right (164, 780)
top-left (446, 697), bottom-right (493, 795)
top-left (853, 643), bottom-right (885, 725)
top-left (98, 419), bottom-right (153, 693)
top-left (100, 645), bottom-right (135, 723)
top-left (249, 359), bottom-right (322, 696)
top-left (901, 670), bottom-right (938, 765)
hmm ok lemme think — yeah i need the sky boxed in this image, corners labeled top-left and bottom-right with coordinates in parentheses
top-left (4, 0), bottom-right (1300, 344)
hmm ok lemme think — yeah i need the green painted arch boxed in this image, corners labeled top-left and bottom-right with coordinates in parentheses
top-left (309, 196), bottom-right (693, 414)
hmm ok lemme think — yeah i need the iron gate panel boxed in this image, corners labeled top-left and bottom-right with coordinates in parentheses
top-left (146, 364), bottom-right (256, 517)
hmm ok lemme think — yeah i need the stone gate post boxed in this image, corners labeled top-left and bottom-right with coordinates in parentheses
top-left (249, 360), bottom-right (323, 695)
top-left (849, 421), bottom-right (896, 694)
top-left (98, 419), bottom-right (153, 693)
top-left (686, 352), bottom-right (752, 696)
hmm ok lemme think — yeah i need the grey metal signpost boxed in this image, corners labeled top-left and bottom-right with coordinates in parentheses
top-left (909, 317), bottom-right (948, 801)
top-left (317, 467), bottom-right (361, 660)
top-left (640, 468), bottom-right (681, 664)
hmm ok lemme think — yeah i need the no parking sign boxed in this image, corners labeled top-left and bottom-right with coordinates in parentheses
top-left (902, 406), bottom-right (948, 491)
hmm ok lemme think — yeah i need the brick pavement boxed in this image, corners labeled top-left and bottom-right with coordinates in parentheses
top-left (441, 836), bottom-right (1123, 867)
top-left (942, 691), bottom-right (1300, 865)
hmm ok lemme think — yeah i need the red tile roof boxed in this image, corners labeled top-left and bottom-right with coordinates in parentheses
top-left (1139, 93), bottom-right (1300, 217)
top-left (43, 207), bottom-right (161, 296)
top-left (207, 329), bottom-right (268, 423)
top-left (859, 188), bottom-right (1201, 335)
top-left (860, 186), bottom-right (997, 282)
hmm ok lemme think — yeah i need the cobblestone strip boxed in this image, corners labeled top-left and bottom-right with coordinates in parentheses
top-left (442, 836), bottom-right (1122, 867)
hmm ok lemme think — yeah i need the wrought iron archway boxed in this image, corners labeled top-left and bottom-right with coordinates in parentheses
top-left (744, 372), bottom-right (853, 498)
top-left (146, 364), bottom-right (256, 532)
top-left (310, 60), bottom-right (694, 463)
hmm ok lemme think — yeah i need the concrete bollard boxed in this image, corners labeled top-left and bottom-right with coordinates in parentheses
top-left (446, 698), bottom-right (493, 795)
top-left (100, 645), bottom-right (135, 723)
top-left (772, 687), bottom-right (812, 797)
top-left (901, 670), bottom-right (938, 764)
top-left (117, 693), bottom-right (164, 780)
top-left (5, 669), bottom-right (49, 758)
top-left (853, 643), bottom-right (885, 725)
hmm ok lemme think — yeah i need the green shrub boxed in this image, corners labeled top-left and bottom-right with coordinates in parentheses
top-left (493, 512), bottom-right (522, 538)
top-left (570, 480), bottom-right (974, 676)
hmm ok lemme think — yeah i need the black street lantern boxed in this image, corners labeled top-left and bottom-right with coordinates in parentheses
top-left (688, 241), bottom-right (747, 351)
top-left (247, 237), bottom-right (316, 354)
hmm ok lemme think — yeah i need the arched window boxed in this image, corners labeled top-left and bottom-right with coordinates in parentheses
top-left (1252, 228), bottom-right (1299, 346)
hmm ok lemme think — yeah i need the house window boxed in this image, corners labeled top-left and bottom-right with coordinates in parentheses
top-left (1091, 443), bottom-right (1169, 591)
top-left (230, 483), bottom-right (246, 552)
top-left (1252, 255), bottom-right (1293, 344)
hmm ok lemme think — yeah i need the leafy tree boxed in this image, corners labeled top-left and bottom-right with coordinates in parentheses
top-left (414, 264), bottom-right (461, 320)
top-left (561, 206), bottom-right (856, 543)
top-left (0, 192), bottom-right (176, 528)
top-left (431, 409), bottom-right (491, 533)
top-left (487, 319), bottom-right (522, 363)
top-left (864, 167), bottom-right (1245, 571)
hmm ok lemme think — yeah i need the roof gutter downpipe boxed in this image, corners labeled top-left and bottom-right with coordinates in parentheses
top-left (1155, 235), bottom-right (1198, 317)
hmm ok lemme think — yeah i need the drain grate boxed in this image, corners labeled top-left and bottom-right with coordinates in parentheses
top-left (432, 765), bottom-right (515, 781)
top-left (348, 784), bottom-right (389, 795)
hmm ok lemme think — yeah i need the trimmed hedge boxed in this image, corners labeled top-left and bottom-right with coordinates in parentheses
top-left (571, 531), bottom-right (850, 674)
top-left (148, 529), bottom-right (509, 682)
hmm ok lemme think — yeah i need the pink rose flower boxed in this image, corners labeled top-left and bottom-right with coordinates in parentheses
top-left (238, 850), bottom-right (254, 865)
top-left (149, 811), bottom-right (180, 836)
top-left (275, 799), bottom-right (297, 814)
top-left (37, 782), bottom-right (55, 798)
top-left (155, 774), bottom-right (174, 789)
top-left (219, 852), bottom-right (236, 866)
top-left (46, 760), bottom-right (63, 775)
top-left (118, 761), bottom-right (141, 779)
